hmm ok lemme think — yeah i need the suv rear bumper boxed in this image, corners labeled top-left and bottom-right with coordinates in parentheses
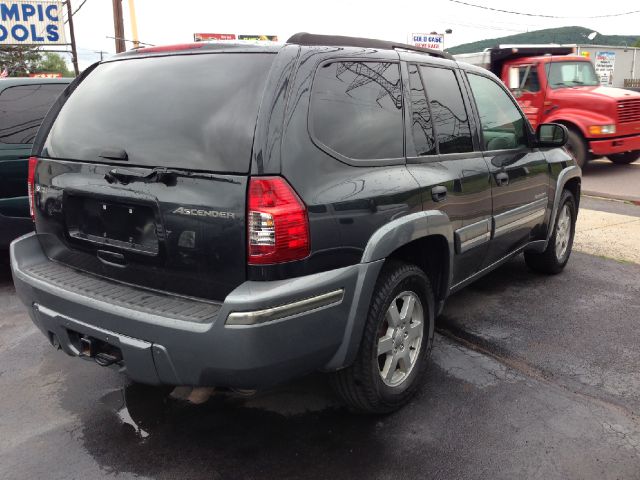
top-left (589, 133), bottom-right (640, 156)
top-left (11, 233), bottom-right (382, 388)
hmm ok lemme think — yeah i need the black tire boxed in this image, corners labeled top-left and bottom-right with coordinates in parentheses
top-left (524, 190), bottom-right (577, 274)
top-left (331, 261), bottom-right (435, 414)
top-left (608, 151), bottom-right (640, 165)
top-left (565, 128), bottom-right (588, 169)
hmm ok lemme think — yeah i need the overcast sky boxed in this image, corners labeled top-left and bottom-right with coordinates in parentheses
top-left (61, 0), bottom-right (640, 69)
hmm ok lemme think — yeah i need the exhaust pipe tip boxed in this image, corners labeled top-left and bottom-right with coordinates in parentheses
top-left (49, 332), bottom-right (61, 350)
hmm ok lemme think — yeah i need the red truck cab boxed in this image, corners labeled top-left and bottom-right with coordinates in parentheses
top-left (458, 46), bottom-right (640, 167)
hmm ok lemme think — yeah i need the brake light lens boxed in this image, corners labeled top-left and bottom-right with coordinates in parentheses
top-left (248, 177), bottom-right (309, 265)
top-left (27, 156), bottom-right (37, 220)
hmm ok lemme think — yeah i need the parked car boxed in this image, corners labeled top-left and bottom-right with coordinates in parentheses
top-left (10, 34), bottom-right (581, 413)
top-left (0, 77), bottom-right (72, 251)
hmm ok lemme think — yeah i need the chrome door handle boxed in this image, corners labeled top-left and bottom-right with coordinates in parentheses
top-left (431, 185), bottom-right (448, 202)
top-left (496, 172), bottom-right (509, 186)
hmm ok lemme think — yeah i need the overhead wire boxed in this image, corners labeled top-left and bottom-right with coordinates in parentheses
top-left (447, 0), bottom-right (640, 19)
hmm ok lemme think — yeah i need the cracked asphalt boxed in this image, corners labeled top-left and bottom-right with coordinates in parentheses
top-left (1, 201), bottom-right (640, 479)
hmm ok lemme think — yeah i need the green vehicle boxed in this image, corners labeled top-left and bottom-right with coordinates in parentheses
top-left (0, 77), bottom-right (71, 250)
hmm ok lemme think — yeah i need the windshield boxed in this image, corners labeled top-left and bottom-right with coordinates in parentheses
top-left (546, 61), bottom-right (599, 89)
top-left (41, 53), bottom-right (275, 172)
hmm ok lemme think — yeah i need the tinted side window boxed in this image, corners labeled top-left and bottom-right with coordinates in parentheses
top-left (408, 64), bottom-right (436, 156)
top-left (311, 61), bottom-right (403, 160)
top-left (467, 73), bottom-right (528, 151)
top-left (420, 66), bottom-right (473, 154)
top-left (0, 84), bottom-right (66, 144)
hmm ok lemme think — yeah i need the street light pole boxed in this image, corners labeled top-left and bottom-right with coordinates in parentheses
top-left (65, 0), bottom-right (79, 75)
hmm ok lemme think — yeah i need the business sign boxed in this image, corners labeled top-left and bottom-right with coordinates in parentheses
top-left (194, 33), bottom-right (236, 42)
top-left (409, 33), bottom-right (444, 51)
top-left (0, 1), bottom-right (66, 45)
top-left (29, 72), bottom-right (62, 78)
top-left (238, 34), bottom-right (277, 42)
top-left (595, 51), bottom-right (616, 86)
top-left (193, 33), bottom-right (278, 43)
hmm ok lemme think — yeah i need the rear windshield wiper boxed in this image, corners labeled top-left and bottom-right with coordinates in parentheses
top-left (104, 167), bottom-right (238, 186)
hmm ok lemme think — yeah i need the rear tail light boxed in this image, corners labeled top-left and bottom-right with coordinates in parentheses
top-left (27, 156), bottom-right (37, 220)
top-left (248, 177), bottom-right (309, 265)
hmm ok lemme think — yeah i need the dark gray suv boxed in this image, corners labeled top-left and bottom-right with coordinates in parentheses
top-left (10, 34), bottom-right (580, 413)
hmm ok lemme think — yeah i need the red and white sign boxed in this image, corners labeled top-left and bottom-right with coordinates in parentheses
top-left (409, 33), bottom-right (444, 51)
top-left (193, 33), bottom-right (236, 42)
top-left (29, 72), bottom-right (62, 78)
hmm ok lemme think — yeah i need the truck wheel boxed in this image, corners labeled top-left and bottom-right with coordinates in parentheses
top-left (524, 190), bottom-right (577, 274)
top-left (331, 261), bottom-right (434, 414)
top-left (608, 151), bottom-right (640, 165)
top-left (565, 129), bottom-right (588, 168)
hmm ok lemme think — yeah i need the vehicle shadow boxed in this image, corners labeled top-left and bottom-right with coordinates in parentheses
top-left (70, 372), bottom-right (435, 479)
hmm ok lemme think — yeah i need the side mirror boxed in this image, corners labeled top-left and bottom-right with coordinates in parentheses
top-left (536, 123), bottom-right (568, 148)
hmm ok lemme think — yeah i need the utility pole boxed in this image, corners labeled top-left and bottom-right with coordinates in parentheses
top-left (94, 50), bottom-right (108, 61)
top-left (65, 0), bottom-right (80, 75)
top-left (112, 0), bottom-right (126, 53)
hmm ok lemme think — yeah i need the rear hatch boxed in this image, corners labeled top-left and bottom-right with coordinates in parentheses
top-left (32, 51), bottom-right (276, 301)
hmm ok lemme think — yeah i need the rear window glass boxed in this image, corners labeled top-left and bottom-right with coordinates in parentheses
top-left (42, 53), bottom-right (275, 172)
top-left (0, 84), bottom-right (67, 145)
top-left (310, 61), bottom-right (403, 160)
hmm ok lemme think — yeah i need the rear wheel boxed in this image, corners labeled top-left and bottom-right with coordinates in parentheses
top-left (331, 261), bottom-right (434, 414)
top-left (608, 151), bottom-right (640, 165)
top-left (524, 190), bottom-right (577, 274)
top-left (565, 128), bottom-right (588, 168)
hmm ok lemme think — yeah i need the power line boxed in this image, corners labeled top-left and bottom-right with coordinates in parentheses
top-left (65, 0), bottom-right (89, 24)
top-left (106, 35), bottom-right (155, 47)
top-left (447, 0), bottom-right (640, 19)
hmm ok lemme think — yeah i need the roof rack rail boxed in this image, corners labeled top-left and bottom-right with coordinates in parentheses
top-left (286, 32), bottom-right (454, 60)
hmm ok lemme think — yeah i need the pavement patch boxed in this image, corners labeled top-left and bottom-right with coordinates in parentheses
top-left (431, 333), bottom-right (523, 388)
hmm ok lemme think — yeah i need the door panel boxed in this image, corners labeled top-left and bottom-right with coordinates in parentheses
top-left (0, 144), bottom-right (31, 217)
top-left (407, 156), bottom-right (492, 284)
top-left (403, 63), bottom-right (491, 284)
top-left (483, 149), bottom-right (549, 265)
top-left (465, 71), bottom-right (551, 267)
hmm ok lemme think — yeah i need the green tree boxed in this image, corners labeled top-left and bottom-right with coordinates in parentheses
top-left (634, 39), bottom-right (640, 48)
top-left (32, 52), bottom-right (73, 77)
top-left (0, 46), bottom-right (41, 76)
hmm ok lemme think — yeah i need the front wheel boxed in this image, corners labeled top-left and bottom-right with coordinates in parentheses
top-left (524, 190), bottom-right (577, 274)
top-left (565, 129), bottom-right (588, 169)
top-left (331, 261), bottom-right (434, 414)
top-left (608, 151), bottom-right (640, 165)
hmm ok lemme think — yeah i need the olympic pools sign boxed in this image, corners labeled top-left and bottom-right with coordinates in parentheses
top-left (1, 1), bottom-right (66, 45)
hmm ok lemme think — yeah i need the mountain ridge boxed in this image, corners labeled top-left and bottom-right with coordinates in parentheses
top-left (447, 26), bottom-right (639, 54)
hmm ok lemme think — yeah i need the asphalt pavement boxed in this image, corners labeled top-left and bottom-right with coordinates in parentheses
top-left (1, 241), bottom-right (639, 479)
top-left (582, 158), bottom-right (640, 203)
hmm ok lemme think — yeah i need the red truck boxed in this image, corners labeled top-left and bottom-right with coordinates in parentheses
top-left (455, 46), bottom-right (640, 167)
